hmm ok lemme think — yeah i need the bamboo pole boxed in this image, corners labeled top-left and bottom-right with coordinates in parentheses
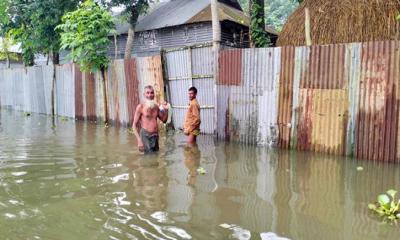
top-left (305, 8), bottom-right (312, 46)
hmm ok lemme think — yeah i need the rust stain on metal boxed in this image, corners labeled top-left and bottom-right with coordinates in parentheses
top-left (137, 56), bottom-right (165, 104)
top-left (395, 41), bottom-right (400, 164)
top-left (85, 72), bottom-right (96, 121)
top-left (218, 49), bottom-right (243, 86)
top-left (300, 44), bottom-right (346, 89)
top-left (124, 59), bottom-right (140, 127)
top-left (110, 62), bottom-right (120, 125)
top-left (278, 46), bottom-right (295, 149)
top-left (356, 41), bottom-right (399, 163)
top-left (296, 89), bottom-right (313, 151)
top-left (74, 64), bottom-right (84, 120)
top-left (224, 102), bottom-right (230, 140)
top-left (150, 56), bottom-right (165, 104)
top-left (309, 89), bottom-right (348, 155)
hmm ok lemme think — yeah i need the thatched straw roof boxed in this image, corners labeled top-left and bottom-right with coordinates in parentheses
top-left (277, 0), bottom-right (400, 46)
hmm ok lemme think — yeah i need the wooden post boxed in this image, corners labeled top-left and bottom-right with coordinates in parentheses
top-left (114, 34), bottom-right (118, 59)
top-left (51, 63), bottom-right (56, 117)
top-left (211, 0), bottom-right (220, 135)
top-left (101, 68), bottom-right (109, 124)
top-left (305, 8), bottom-right (312, 46)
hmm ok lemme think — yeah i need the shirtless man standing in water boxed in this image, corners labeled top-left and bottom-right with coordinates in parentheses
top-left (132, 85), bottom-right (169, 153)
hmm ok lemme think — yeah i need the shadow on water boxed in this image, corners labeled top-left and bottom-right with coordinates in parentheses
top-left (0, 109), bottom-right (400, 239)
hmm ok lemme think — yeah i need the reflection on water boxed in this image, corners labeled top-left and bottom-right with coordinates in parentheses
top-left (183, 145), bottom-right (201, 186)
top-left (0, 109), bottom-right (400, 239)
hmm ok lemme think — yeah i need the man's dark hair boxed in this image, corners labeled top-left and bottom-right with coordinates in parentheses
top-left (188, 86), bottom-right (197, 94)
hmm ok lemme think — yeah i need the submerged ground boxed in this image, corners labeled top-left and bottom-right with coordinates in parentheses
top-left (0, 109), bottom-right (399, 240)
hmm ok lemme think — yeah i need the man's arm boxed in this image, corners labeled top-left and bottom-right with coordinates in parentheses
top-left (132, 104), bottom-right (144, 152)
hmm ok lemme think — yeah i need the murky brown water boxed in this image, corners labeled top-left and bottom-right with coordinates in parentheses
top-left (1, 109), bottom-right (400, 240)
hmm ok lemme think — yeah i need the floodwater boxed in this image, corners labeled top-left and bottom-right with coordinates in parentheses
top-left (0, 109), bottom-right (400, 240)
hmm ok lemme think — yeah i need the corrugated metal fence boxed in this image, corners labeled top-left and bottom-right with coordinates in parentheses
top-left (163, 44), bottom-right (216, 134)
top-left (1, 40), bottom-right (400, 162)
top-left (218, 48), bottom-right (280, 145)
top-left (0, 66), bottom-right (53, 114)
top-left (218, 40), bottom-right (400, 163)
top-left (0, 57), bottom-right (163, 127)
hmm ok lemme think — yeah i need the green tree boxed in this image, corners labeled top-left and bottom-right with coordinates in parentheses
top-left (29, 0), bottom-right (79, 64)
top-left (5, 0), bottom-right (79, 65)
top-left (101, 0), bottom-right (151, 59)
top-left (238, 0), bottom-right (249, 13)
top-left (250, 0), bottom-right (270, 47)
top-left (0, 34), bottom-right (19, 68)
top-left (0, 0), bottom-right (10, 35)
top-left (6, 0), bottom-right (36, 66)
top-left (238, 0), bottom-right (300, 32)
top-left (57, 0), bottom-right (115, 123)
top-left (265, 0), bottom-right (299, 31)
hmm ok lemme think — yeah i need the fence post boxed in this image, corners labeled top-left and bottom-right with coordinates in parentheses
top-left (305, 8), bottom-right (312, 46)
top-left (51, 63), bottom-right (56, 117)
top-left (211, 0), bottom-right (220, 136)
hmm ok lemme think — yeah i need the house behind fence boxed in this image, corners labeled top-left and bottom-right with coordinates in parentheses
top-left (110, 0), bottom-right (278, 58)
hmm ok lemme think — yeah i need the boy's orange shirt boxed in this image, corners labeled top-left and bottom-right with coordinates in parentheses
top-left (184, 99), bottom-right (201, 133)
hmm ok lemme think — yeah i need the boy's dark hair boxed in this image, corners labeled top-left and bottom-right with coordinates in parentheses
top-left (188, 86), bottom-right (197, 94)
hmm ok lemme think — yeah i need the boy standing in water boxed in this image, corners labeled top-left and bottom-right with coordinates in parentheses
top-left (184, 87), bottom-right (201, 144)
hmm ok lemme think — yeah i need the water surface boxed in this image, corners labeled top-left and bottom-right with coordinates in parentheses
top-left (0, 109), bottom-right (399, 239)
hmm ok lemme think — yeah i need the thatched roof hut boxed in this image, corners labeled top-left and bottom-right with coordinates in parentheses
top-left (277, 0), bottom-right (400, 46)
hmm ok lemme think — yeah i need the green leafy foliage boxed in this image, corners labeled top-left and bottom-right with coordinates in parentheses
top-left (0, 0), bottom-right (10, 35)
top-left (369, 189), bottom-right (400, 223)
top-left (29, 0), bottom-right (79, 61)
top-left (250, 2), bottom-right (270, 47)
top-left (0, 34), bottom-right (19, 62)
top-left (3, 0), bottom-right (79, 66)
top-left (238, 0), bottom-right (299, 32)
top-left (100, 0), bottom-right (151, 26)
top-left (5, 1), bottom-right (36, 66)
top-left (57, 0), bottom-right (114, 73)
top-left (265, 0), bottom-right (300, 31)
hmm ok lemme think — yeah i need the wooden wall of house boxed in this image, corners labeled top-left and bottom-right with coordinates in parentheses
top-left (108, 21), bottom-right (262, 58)
top-left (109, 22), bottom-right (214, 58)
top-left (220, 21), bottom-right (250, 48)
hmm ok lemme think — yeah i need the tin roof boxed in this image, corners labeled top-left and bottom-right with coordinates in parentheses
top-left (115, 0), bottom-right (248, 34)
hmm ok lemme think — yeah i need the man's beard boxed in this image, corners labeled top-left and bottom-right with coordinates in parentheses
top-left (145, 99), bottom-right (156, 109)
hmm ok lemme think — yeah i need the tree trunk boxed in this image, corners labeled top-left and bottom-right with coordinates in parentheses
top-left (211, 0), bottom-right (220, 135)
top-left (52, 52), bottom-right (60, 65)
top-left (24, 48), bottom-right (35, 66)
top-left (124, 24), bottom-right (135, 59)
top-left (6, 53), bottom-right (10, 68)
top-left (101, 68), bottom-right (109, 124)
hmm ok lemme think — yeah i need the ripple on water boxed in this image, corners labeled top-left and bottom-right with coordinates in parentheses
top-left (1, 110), bottom-right (400, 239)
